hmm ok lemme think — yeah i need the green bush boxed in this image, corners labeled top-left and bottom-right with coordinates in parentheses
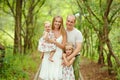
top-left (0, 48), bottom-right (40, 80)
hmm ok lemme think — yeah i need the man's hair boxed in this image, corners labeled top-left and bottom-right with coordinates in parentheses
top-left (67, 15), bottom-right (76, 23)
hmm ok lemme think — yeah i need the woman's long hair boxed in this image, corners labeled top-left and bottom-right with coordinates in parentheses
top-left (51, 16), bottom-right (66, 37)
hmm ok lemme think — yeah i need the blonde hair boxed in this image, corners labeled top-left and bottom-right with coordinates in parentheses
top-left (65, 42), bottom-right (74, 52)
top-left (51, 16), bottom-right (66, 37)
top-left (44, 21), bottom-right (51, 26)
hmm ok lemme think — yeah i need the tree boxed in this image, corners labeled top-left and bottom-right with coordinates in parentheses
top-left (2, 0), bottom-right (45, 54)
top-left (22, 0), bottom-right (45, 53)
top-left (76, 0), bottom-right (120, 74)
top-left (4, 0), bottom-right (22, 54)
top-left (14, 0), bottom-right (22, 54)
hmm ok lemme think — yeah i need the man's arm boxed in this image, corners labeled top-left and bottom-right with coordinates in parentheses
top-left (67, 42), bottom-right (82, 60)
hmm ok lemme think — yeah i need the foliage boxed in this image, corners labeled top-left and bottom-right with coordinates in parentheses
top-left (0, 0), bottom-right (77, 78)
top-left (116, 67), bottom-right (120, 79)
top-left (75, 0), bottom-right (120, 77)
top-left (110, 24), bottom-right (120, 57)
top-left (0, 48), bottom-right (40, 80)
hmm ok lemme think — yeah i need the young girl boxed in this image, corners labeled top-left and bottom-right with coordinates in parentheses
top-left (62, 42), bottom-right (75, 80)
top-left (38, 21), bottom-right (56, 62)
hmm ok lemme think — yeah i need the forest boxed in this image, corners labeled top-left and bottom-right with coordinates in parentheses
top-left (0, 0), bottom-right (120, 80)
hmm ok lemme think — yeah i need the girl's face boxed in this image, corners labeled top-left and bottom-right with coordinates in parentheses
top-left (65, 46), bottom-right (73, 56)
top-left (44, 23), bottom-right (51, 32)
top-left (54, 17), bottom-right (62, 30)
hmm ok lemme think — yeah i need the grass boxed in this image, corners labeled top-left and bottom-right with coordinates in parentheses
top-left (0, 48), bottom-right (41, 80)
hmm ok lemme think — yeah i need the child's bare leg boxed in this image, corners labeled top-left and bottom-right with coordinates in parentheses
top-left (40, 52), bottom-right (44, 59)
top-left (48, 51), bottom-right (55, 62)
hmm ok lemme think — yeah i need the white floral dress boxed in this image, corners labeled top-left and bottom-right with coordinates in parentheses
top-left (62, 65), bottom-right (75, 80)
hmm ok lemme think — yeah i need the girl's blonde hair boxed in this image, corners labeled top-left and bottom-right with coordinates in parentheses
top-left (51, 16), bottom-right (66, 37)
top-left (65, 42), bottom-right (74, 52)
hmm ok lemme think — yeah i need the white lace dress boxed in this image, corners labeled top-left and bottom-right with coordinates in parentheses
top-left (39, 36), bottom-right (63, 80)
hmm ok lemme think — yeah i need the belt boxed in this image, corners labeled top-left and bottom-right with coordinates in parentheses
top-left (75, 54), bottom-right (80, 57)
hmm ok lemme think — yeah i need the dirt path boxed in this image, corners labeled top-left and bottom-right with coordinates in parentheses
top-left (80, 56), bottom-right (116, 80)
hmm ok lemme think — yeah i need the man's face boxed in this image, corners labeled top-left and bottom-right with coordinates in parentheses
top-left (66, 16), bottom-right (75, 30)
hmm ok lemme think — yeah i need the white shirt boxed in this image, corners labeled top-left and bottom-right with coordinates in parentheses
top-left (66, 28), bottom-right (83, 49)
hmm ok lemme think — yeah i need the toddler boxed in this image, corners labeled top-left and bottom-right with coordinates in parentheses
top-left (38, 21), bottom-right (56, 62)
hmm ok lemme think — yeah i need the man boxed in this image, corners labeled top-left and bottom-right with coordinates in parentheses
top-left (66, 15), bottom-right (83, 80)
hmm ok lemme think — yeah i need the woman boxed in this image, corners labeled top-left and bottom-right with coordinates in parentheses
top-left (39, 16), bottom-right (67, 80)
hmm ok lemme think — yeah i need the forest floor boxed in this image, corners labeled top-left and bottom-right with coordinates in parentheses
top-left (80, 56), bottom-right (116, 80)
top-left (32, 55), bottom-right (117, 80)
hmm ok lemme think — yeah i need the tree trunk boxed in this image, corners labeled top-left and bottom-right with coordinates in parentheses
top-left (13, 0), bottom-right (22, 54)
top-left (107, 52), bottom-right (112, 74)
top-left (98, 41), bottom-right (104, 65)
top-left (0, 44), bottom-right (5, 68)
top-left (24, 2), bottom-right (34, 53)
top-left (106, 38), bottom-right (120, 67)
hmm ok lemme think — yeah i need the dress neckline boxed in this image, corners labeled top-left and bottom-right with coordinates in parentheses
top-left (56, 35), bottom-right (62, 39)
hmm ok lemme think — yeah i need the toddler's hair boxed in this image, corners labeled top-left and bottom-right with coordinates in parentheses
top-left (44, 21), bottom-right (51, 25)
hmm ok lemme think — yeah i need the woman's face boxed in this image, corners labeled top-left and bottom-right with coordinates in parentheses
top-left (54, 17), bottom-right (62, 30)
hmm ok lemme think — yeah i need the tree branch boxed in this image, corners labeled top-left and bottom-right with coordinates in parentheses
top-left (33, 0), bottom-right (46, 15)
top-left (109, 6), bottom-right (120, 23)
top-left (104, 0), bottom-right (113, 17)
top-left (0, 28), bottom-right (14, 39)
top-left (5, 0), bottom-right (15, 18)
top-left (110, 16), bottom-right (118, 26)
top-left (82, 0), bottom-right (102, 24)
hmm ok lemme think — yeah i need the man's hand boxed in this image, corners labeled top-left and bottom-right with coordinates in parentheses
top-left (63, 53), bottom-right (66, 58)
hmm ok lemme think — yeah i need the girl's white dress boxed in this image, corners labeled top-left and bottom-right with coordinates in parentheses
top-left (39, 36), bottom-right (63, 80)
top-left (62, 65), bottom-right (75, 80)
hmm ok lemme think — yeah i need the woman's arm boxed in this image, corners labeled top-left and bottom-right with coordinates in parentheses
top-left (54, 34), bottom-right (67, 49)
top-left (46, 33), bottom-right (67, 49)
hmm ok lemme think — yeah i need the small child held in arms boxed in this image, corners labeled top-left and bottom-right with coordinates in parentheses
top-left (38, 21), bottom-right (56, 62)
top-left (62, 42), bottom-right (75, 80)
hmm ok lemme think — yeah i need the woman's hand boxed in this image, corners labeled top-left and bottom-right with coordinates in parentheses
top-left (50, 39), bottom-right (56, 43)
top-left (45, 38), bottom-right (56, 44)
